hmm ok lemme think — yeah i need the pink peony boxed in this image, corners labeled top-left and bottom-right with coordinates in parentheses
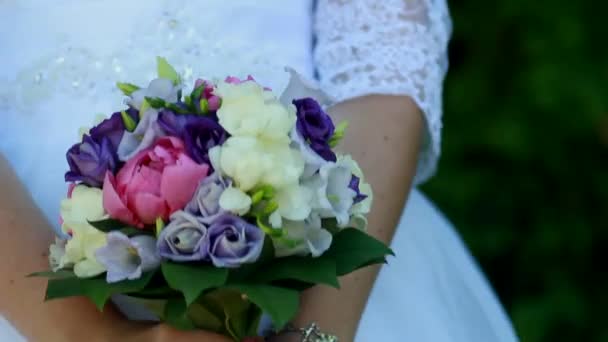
top-left (102, 137), bottom-right (209, 228)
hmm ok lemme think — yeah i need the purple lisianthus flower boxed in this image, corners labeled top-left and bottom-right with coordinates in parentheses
top-left (207, 214), bottom-right (264, 268)
top-left (65, 135), bottom-right (117, 187)
top-left (90, 108), bottom-right (139, 149)
top-left (65, 109), bottom-right (138, 187)
top-left (95, 232), bottom-right (160, 283)
top-left (158, 211), bottom-right (208, 262)
top-left (349, 175), bottom-right (368, 204)
top-left (186, 172), bottom-right (232, 224)
top-left (158, 111), bottom-right (228, 165)
top-left (293, 98), bottom-right (336, 162)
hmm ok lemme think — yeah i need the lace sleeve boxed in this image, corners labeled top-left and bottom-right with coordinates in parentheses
top-left (313, 0), bottom-right (452, 184)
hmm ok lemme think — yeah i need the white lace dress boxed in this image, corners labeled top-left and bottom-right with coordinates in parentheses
top-left (0, 0), bottom-right (517, 341)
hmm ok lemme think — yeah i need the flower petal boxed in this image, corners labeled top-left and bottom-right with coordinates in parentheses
top-left (160, 154), bottom-right (209, 213)
top-left (102, 172), bottom-right (138, 226)
top-left (131, 192), bottom-right (168, 224)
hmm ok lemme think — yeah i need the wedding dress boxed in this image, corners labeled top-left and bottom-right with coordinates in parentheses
top-left (0, 0), bottom-right (518, 341)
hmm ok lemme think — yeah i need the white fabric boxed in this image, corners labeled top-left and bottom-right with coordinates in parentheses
top-left (315, 0), bottom-right (451, 184)
top-left (0, 0), bottom-right (517, 341)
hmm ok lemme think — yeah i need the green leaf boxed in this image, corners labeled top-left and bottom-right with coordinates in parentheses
top-left (191, 83), bottom-right (205, 101)
top-left (145, 96), bottom-right (167, 109)
top-left (228, 284), bottom-right (299, 330)
top-left (88, 218), bottom-right (127, 232)
top-left (323, 228), bottom-right (394, 276)
top-left (83, 272), bottom-right (156, 310)
top-left (120, 227), bottom-right (149, 237)
top-left (252, 257), bottom-right (339, 288)
top-left (120, 110), bottom-right (137, 132)
top-left (161, 262), bottom-right (228, 305)
top-left (28, 270), bottom-right (75, 279)
top-left (116, 82), bottom-right (140, 96)
top-left (45, 277), bottom-right (83, 300)
top-left (227, 236), bottom-right (275, 283)
top-left (132, 285), bottom-right (179, 298)
top-left (164, 298), bottom-right (195, 330)
top-left (199, 98), bottom-right (209, 114)
top-left (139, 98), bottom-right (150, 118)
top-left (155, 217), bottom-right (165, 237)
top-left (187, 301), bottom-right (224, 332)
top-left (45, 271), bottom-right (155, 310)
top-left (156, 56), bottom-right (181, 85)
top-left (328, 120), bottom-right (349, 147)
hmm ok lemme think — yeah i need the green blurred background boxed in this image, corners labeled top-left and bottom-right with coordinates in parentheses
top-left (420, 1), bottom-right (608, 341)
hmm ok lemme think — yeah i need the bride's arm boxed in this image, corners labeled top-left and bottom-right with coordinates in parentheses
top-left (0, 155), bottom-right (231, 342)
top-left (280, 0), bottom-right (452, 339)
top-left (281, 96), bottom-right (423, 341)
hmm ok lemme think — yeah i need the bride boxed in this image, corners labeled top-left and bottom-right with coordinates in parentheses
top-left (0, 0), bottom-right (517, 341)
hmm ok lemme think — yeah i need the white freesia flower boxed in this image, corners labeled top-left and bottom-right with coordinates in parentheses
top-left (273, 214), bottom-right (332, 258)
top-left (305, 160), bottom-right (357, 227)
top-left (275, 183), bottom-right (313, 221)
top-left (338, 155), bottom-right (373, 216)
top-left (60, 185), bottom-right (108, 278)
top-left (219, 187), bottom-right (252, 216)
top-left (215, 136), bottom-right (304, 191)
top-left (215, 81), bottom-right (295, 142)
top-left (128, 78), bottom-right (179, 110)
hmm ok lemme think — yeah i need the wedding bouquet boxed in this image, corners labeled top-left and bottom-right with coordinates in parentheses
top-left (31, 58), bottom-right (392, 341)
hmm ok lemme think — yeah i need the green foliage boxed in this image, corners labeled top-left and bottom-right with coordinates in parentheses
top-left (228, 284), bottom-right (299, 331)
top-left (45, 271), bottom-right (155, 310)
top-left (252, 256), bottom-right (340, 288)
top-left (156, 56), bottom-right (181, 85)
top-left (323, 228), bottom-right (394, 276)
top-left (120, 110), bottom-right (137, 132)
top-left (421, 2), bottom-right (608, 340)
top-left (116, 82), bottom-right (139, 96)
top-left (161, 262), bottom-right (229, 305)
top-left (329, 121), bottom-right (349, 148)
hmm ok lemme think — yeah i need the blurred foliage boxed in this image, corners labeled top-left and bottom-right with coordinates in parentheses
top-left (421, 1), bottom-right (608, 341)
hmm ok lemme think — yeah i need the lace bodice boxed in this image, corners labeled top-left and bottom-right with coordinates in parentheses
top-left (315, 0), bottom-right (452, 184)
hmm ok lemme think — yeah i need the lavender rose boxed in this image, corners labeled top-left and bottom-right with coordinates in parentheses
top-left (207, 214), bottom-right (264, 268)
top-left (293, 98), bottom-right (336, 162)
top-left (186, 172), bottom-right (231, 224)
top-left (65, 109), bottom-right (138, 187)
top-left (158, 111), bottom-right (228, 165)
top-left (157, 211), bottom-right (208, 261)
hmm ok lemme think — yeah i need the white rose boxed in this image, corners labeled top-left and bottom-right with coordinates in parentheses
top-left (219, 187), bottom-right (252, 216)
top-left (215, 81), bottom-right (295, 142)
top-left (216, 136), bottom-right (304, 191)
